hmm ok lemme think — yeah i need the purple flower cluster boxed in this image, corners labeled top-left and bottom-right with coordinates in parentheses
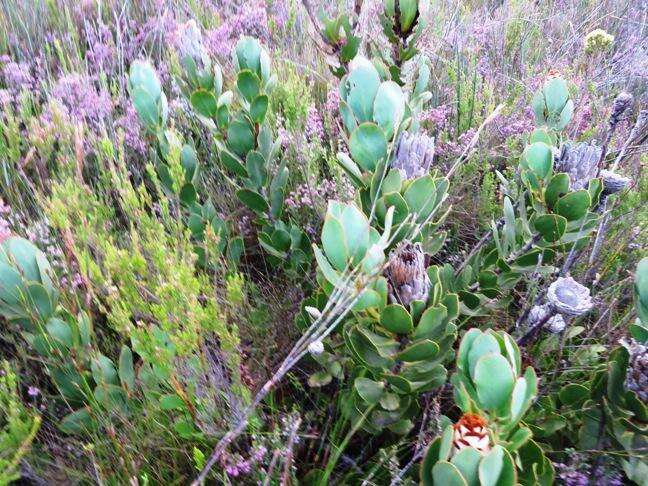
top-left (554, 463), bottom-right (589, 486)
top-left (221, 445), bottom-right (267, 477)
top-left (491, 107), bottom-right (535, 140)
top-left (116, 102), bottom-right (148, 155)
top-left (421, 104), bottom-right (451, 131)
top-left (573, 100), bottom-right (593, 138)
top-left (305, 105), bottom-right (325, 142)
top-left (0, 56), bottom-right (37, 94)
top-left (285, 178), bottom-right (352, 217)
top-left (204, 1), bottom-right (269, 59)
top-left (84, 22), bottom-right (117, 74)
top-left (435, 128), bottom-right (476, 158)
top-left (0, 199), bottom-right (11, 242)
top-left (51, 74), bottom-right (113, 133)
top-left (270, 0), bottom-right (290, 30)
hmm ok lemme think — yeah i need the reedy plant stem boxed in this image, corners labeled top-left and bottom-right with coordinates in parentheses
top-left (318, 404), bottom-right (376, 486)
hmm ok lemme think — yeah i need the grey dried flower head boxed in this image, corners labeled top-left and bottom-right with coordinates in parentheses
top-left (600, 169), bottom-right (630, 195)
top-left (547, 276), bottom-right (593, 317)
top-left (609, 92), bottom-right (633, 129)
top-left (176, 20), bottom-right (208, 67)
top-left (625, 339), bottom-right (648, 403)
top-left (547, 314), bottom-right (567, 333)
top-left (392, 131), bottom-right (435, 180)
top-left (527, 303), bottom-right (552, 326)
top-left (527, 304), bottom-right (566, 333)
top-left (384, 241), bottom-right (430, 307)
top-left (555, 142), bottom-right (601, 191)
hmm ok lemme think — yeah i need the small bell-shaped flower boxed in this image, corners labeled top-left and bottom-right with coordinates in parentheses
top-left (547, 314), bottom-right (567, 333)
top-left (308, 340), bottom-right (325, 357)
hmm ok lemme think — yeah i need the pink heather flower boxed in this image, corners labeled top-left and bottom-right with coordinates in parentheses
top-left (27, 386), bottom-right (40, 397)
top-left (51, 74), bottom-right (113, 132)
top-left (422, 105), bottom-right (451, 131)
top-left (574, 102), bottom-right (592, 138)
top-left (271, 0), bottom-right (290, 29)
top-left (116, 102), bottom-right (147, 155)
top-left (0, 199), bottom-right (11, 242)
top-left (84, 22), bottom-right (117, 74)
top-left (1, 60), bottom-right (36, 93)
top-left (491, 107), bottom-right (535, 140)
top-left (325, 87), bottom-right (339, 114)
top-left (305, 106), bottom-right (325, 142)
top-left (204, 1), bottom-right (269, 59)
top-left (0, 89), bottom-right (12, 105)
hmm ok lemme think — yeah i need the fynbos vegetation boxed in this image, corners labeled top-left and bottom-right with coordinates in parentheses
top-left (0, 0), bottom-right (646, 484)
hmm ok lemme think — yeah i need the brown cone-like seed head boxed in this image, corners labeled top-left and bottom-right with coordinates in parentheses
top-left (384, 241), bottom-right (430, 307)
top-left (453, 413), bottom-right (491, 454)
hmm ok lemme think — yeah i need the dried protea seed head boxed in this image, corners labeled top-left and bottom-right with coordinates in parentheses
top-left (176, 20), bottom-right (207, 67)
top-left (547, 314), bottom-right (567, 333)
top-left (609, 92), bottom-right (633, 128)
top-left (384, 241), bottom-right (430, 307)
top-left (547, 276), bottom-right (594, 317)
top-left (600, 169), bottom-right (631, 195)
top-left (626, 339), bottom-right (648, 403)
top-left (392, 131), bottom-right (435, 180)
top-left (453, 413), bottom-right (491, 454)
top-left (527, 304), bottom-right (553, 327)
top-left (555, 142), bottom-right (601, 191)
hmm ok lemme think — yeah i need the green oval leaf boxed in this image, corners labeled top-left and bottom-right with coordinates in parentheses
top-left (473, 354), bottom-right (515, 412)
top-left (250, 94), bottom-right (269, 123)
top-left (354, 377), bottom-right (384, 404)
top-left (236, 189), bottom-right (269, 214)
top-left (237, 69), bottom-right (260, 102)
top-left (349, 123), bottom-right (387, 172)
top-left (380, 304), bottom-right (413, 334)
top-left (190, 89), bottom-right (218, 119)
top-left (432, 461), bottom-right (468, 486)
top-left (554, 190), bottom-right (591, 221)
top-left (534, 213), bottom-right (567, 242)
top-left (226, 117), bottom-right (255, 156)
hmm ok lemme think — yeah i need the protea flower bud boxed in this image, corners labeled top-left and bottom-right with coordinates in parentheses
top-left (555, 142), bottom-right (601, 191)
top-left (453, 413), bottom-right (491, 454)
top-left (626, 339), bottom-right (648, 403)
top-left (308, 340), bottom-right (324, 356)
top-left (384, 241), bottom-right (430, 307)
top-left (600, 169), bottom-right (630, 196)
top-left (547, 276), bottom-right (594, 317)
top-left (392, 131), bottom-right (435, 180)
